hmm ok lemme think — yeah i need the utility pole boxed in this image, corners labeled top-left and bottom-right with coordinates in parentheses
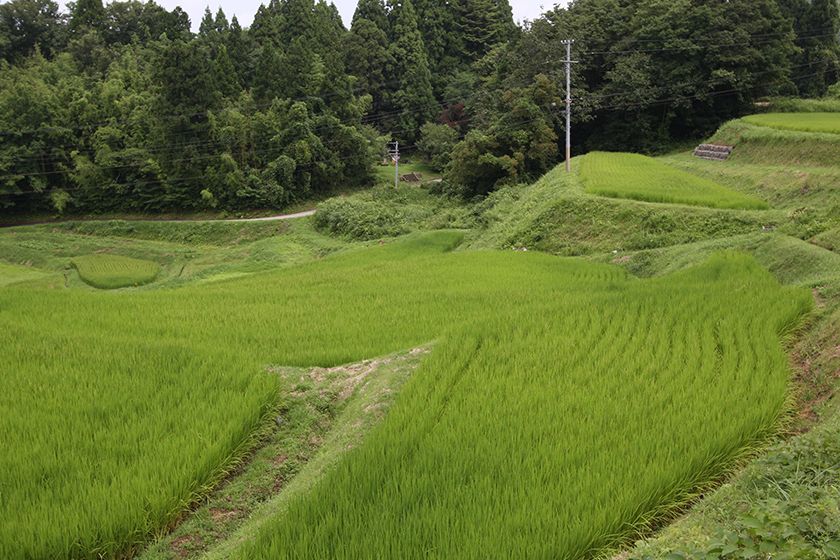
top-left (561, 39), bottom-right (577, 173)
top-left (389, 140), bottom-right (400, 188)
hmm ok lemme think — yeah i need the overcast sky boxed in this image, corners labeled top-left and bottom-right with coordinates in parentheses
top-left (51, 1), bottom-right (560, 30)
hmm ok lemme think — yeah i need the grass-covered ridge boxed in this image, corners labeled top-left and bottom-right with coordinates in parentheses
top-left (0, 232), bottom-right (810, 559)
top-left (743, 112), bottom-right (840, 134)
top-left (71, 254), bottom-right (161, 289)
top-left (580, 152), bottom-right (768, 210)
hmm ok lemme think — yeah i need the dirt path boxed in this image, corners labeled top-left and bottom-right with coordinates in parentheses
top-left (1, 209), bottom-right (316, 228)
top-left (216, 210), bottom-right (316, 223)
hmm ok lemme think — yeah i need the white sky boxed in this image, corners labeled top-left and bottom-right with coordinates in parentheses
top-left (45, 1), bottom-right (562, 30)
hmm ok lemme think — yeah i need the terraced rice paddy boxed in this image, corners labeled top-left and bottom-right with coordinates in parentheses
top-left (743, 112), bottom-right (840, 135)
top-left (0, 232), bottom-right (809, 559)
top-left (581, 152), bottom-right (768, 210)
top-left (71, 254), bottom-right (161, 289)
top-left (0, 261), bottom-right (49, 287)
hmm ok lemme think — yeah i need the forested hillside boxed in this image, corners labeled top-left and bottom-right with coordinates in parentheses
top-left (0, 0), bottom-right (837, 214)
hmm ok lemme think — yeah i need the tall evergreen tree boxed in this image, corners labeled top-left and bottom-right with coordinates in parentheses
top-left (386, 0), bottom-right (436, 141)
top-left (412, 0), bottom-right (449, 96)
top-left (352, 0), bottom-right (389, 33)
top-left (227, 16), bottom-right (252, 87)
top-left (454, 0), bottom-right (512, 63)
top-left (345, 17), bottom-right (392, 114)
top-left (312, 1), bottom-right (346, 62)
top-left (278, 0), bottom-right (316, 46)
top-left (251, 3), bottom-right (283, 47)
top-left (214, 8), bottom-right (230, 33)
top-left (198, 7), bottom-right (214, 36)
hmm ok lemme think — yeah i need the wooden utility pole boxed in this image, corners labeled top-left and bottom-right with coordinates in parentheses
top-left (561, 39), bottom-right (576, 173)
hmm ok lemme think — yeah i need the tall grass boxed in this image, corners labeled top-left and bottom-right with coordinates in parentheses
top-left (743, 112), bottom-right (840, 134)
top-left (581, 152), bottom-right (768, 210)
top-left (0, 232), bottom-right (810, 559)
top-left (71, 254), bottom-right (161, 289)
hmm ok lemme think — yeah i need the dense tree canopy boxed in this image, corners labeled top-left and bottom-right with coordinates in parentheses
top-left (0, 0), bottom-right (837, 213)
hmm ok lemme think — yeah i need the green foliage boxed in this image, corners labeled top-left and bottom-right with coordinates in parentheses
top-left (0, 0), bottom-right (64, 61)
top-left (71, 253), bottom-right (160, 288)
top-left (0, 0), bottom-right (378, 215)
top-left (416, 123), bottom-right (459, 171)
top-left (314, 184), bottom-right (471, 240)
top-left (344, 17), bottom-right (392, 115)
top-left (580, 152), bottom-right (769, 210)
top-left (743, 112), bottom-right (840, 134)
top-left (778, 0), bottom-right (840, 97)
top-left (385, 0), bottom-right (436, 144)
top-left (314, 197), bottom-right (409, 240)
top-left (447, 74), bottom-right (559, 197)
top-left (455, 0), bottom-right (809, 171)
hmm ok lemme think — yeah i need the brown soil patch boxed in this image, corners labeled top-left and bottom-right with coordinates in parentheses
top-left (209, 508), bottom-right (241, 523)
top-left (170, 534), bottom-right (203, 559)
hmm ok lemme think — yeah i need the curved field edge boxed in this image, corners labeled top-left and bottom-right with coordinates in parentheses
top-left (626, 303), bottom-right (840, 560)
top-left (596, 233), bottom-right (840, 559)
top-left (71, 254), bottom-right (161, 289)
top-left (580, 152), bottom-right (768, 210)
top-left (230, 252), bottom-right (811, 559)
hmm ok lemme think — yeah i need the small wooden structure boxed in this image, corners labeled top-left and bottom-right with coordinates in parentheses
top-left (693, 144), bottom-right (734, 161)
top-left (400, 172), bottom-right (423, 183)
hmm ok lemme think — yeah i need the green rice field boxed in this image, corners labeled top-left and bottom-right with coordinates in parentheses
top-left (0, 231), bottom-right (810, 559)
top-left (580, 152), bottom-right (768, 210)
top-left (71, 254), bottom-right (161, 289)
top-left (743, 112), bottom-right (840, 135)
top-left (0, 261), bottom-right (49, 287)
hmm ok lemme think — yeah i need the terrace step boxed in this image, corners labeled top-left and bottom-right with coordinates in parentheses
top-left (694, 144), bottom-right (734, 161)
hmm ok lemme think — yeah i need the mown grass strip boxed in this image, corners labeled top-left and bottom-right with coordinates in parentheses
top-left (581, 152), bottom-right (768, 210)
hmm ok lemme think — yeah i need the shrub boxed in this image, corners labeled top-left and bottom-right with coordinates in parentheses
top-left (314, 197), bottom-right (409, 240)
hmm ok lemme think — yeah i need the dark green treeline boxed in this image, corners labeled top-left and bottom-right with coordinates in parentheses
top-left (0, 0), bottom-right (836, 212)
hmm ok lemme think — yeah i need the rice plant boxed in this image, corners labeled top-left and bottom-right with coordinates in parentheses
top-left (0, 232), bottom-right (810, 559)
top-left (581, 152), bottom-right (768, 210)
top-left (743, 112), bottom-right (840, 135)
top-left (71, 254), bottom-right (161, 289)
